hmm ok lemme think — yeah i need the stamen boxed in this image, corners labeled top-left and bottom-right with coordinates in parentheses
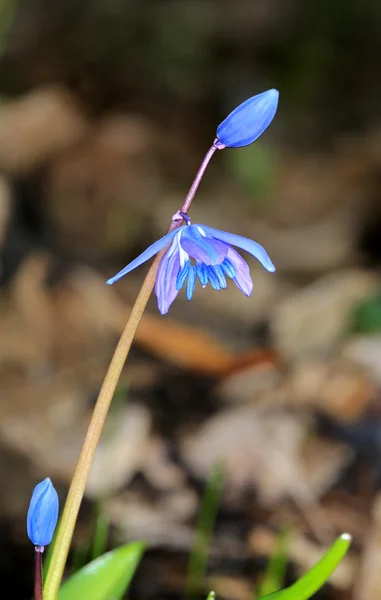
top-left (212, 265), bottom-right (227, 288)
top-left (186, 266), bottom-right (197, 300)
top-left (196, 261), bottom-right (208, 287)
top-left (221, 259), bottom-right (236, 278)
top-left (207, 266), bottom-right (221, 291)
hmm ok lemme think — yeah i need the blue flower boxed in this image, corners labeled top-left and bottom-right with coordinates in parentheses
top-left (27, 478), bottom-right (59, 547)
top-left (216, 89), bottom-right (279, 148)
top-left (107, 220), bottom-right (275, 314)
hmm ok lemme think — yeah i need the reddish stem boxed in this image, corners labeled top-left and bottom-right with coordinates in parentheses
top-left (179, 142), bottom-right (219, 215)
top-left (34, 546), bottom-right (44, 600)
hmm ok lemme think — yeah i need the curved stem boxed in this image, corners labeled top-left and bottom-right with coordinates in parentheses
top-left (180, 143), bottom-right (217, 214)
top-left (43, 144), bottom-right (218, 599)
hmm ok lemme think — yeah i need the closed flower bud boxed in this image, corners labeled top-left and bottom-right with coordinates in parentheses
top-left (27, 478), bottom-right (59, 547)
top-left (216, 89), bottom-right (279, 148)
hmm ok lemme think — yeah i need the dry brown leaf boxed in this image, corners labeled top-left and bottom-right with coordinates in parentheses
top-left (45, 114), bottom-right (158, 256)
top-left (181, 406), bottom-right (308, 504)
top-left (343, 334), bottom-right (381, 386)
top-left (288, 358), bottom-right (375, 421)
top-left (353, 493), bottom-right (381, 600)
top-left (324, 499), bottom-right (369, 544)
top-left (137, 312), bottom-right (234, 373)
top-left (217, 361), bottom-right (281, 405)
top-left (272, 270), bottom-right (379, 360)
top-left (66, 266), bottom-right (252, 375)
top-left (0, 384), bottom-right (87, 480)
top-left (211, 576), bottom-right (252, 600)
top-left (106, 490), bottom-right (196, 547)
top-left (302, 437), bottom-right (353, 495)
top-left (87, 405), bottom-right (152, 497)
top-left (0, 87), bottom-right (88, 173)
top-left (181, 404), bottom-right (350, 519)
top-left (0, 253), bottom-right (54, 371)
top-left (142, 437), bottom-right (186, 491)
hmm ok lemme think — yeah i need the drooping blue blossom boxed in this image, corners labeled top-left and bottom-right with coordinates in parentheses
top-left (215, 89), bottom-right (279, 148)
top-left (27, 478), bottom-right (59, 547)
top-left (107, 219), bottom-right (275, 315)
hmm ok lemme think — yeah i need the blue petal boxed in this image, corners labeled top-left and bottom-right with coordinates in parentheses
top-left (207, 266), bottom-right (221, 291)
top-left (180, 225), bottom-right (228, 265)
top-left (226, 246), bottom-right (253, 296)
top-left (107, 228), bottom-right (180, 285)
top-left (221, 258), bottom-right (236, 279)
top-left (27, 478), bottom-right (59, 547)
top-left (211, 265), bottom-right (227, 288)
top-left (216, 89), bottom-right (279, 148)
top-left (176, 259), bottom-right (191, 290)
top-left (155, 240), bottom-right (181, 314)
top-left (186, 266), bottom-right (196, 300)
top-left (198, 225), bottom-right (275, 272)
top-left (196, 261), bottom-right (208, 287)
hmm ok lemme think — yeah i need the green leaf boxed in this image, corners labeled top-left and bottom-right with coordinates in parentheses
top-left (206, 592), bottom-right (216, 600)
top-left (258, 534), bottom-right (351, 600)
top-left (256, 530), bottom-right (289, 598)
top-left (185, 463), bottom-right (225, 598)
top-left (91, 504), bottom-right (110, 561)
top-left (58, 541), bottom-right (145, 600)
top-left (349, 293), bottom-right (381, 334)
top-left (70, 541), bottom-right (90, 575)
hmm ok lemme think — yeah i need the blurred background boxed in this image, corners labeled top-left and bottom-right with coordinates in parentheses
top-left (0, 0), bottom-right (381, 597)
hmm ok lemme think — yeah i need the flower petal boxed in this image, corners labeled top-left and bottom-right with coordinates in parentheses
top-left (226, 246), bottom-right (253, 296)
top-left (180, 225), bottom-right (228, 265)
top-left (199, 225), bottom-right (275, 272)
top-left (155, 240), bottom-right (181, 314)
top-left (27, 478), bottom-right (59, 547)
top-left (216, 89), bottom-right (279, 148)
top-left (107, 228), bottom-right (180, 285)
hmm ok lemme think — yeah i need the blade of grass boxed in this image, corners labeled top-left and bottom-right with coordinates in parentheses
top-left (256, 530), bottom-right (289, 598)
top-left (185, 463), bottom-right (225, 599)
top-left (0, 0), bottom-right (18, 57)
top-left (91, 504), bottom-right (110, 561)
top-left (71, 542), bottom-right (90, 575)
top-left (258, 533), bottom-right (351, 600)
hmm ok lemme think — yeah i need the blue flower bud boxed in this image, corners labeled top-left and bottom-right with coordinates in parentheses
top-left (216, 89), bottom-right (279, 148)
top-left (27, 478), bottom-right (59, 547)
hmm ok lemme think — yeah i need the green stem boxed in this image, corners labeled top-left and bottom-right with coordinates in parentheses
top-left (43, 256), bottom-right (160, 599)
top-left (185, 463), bottom-right (224, 599)
top-left (43, 143), bottom-right (218, 599)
